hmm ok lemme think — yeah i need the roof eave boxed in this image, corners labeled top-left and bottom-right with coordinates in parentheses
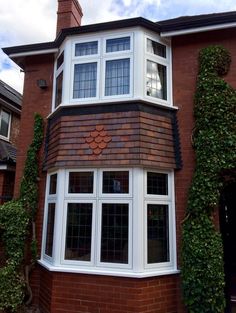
top-left (161, 21), bottom-right (236, 37)
top-left (3, 17), bottom-right (161, 58)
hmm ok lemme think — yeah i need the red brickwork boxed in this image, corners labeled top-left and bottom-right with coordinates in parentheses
top-left (45, 109), bottom-right (176, 170)
top-left (56, 0), bottom-right (83, 35)
top-left (37, 266), bottom-right (180, 313)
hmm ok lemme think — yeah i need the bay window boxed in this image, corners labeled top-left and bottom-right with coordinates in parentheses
top-left (53, 30), bottom-right (172, 108)
top-left (42, 168), bottom-right (176, 277)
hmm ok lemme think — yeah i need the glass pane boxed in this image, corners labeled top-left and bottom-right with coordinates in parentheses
top-left (0, 110), bottom-right (10, 138)
top-left (45, 203), bottom-right (55, 257)
top-left (147, 38), bottom-right (166, 58)
top-left (147, 172), bottom-right (168, 195)
top-left (56, 51), bottom-right (64, 69)
top-left (49, 174), bottom-right (57, 195)
top-left (101, 203), bottom-right (129, 264)
top-left (75, 41), bottom-right (98, 56)
top-left (147, 204), bottom-right (169, 263)
top-left (68, 172), bottom-right (93, 193)
top-left (146, 60), bottom-right (167, 100)
top-left (65, 203), bottom-right (93, 261)
top-left (105, 59), bottom-right (130, 96)
top-left (102, 171), bottom-right (129, 194)
top-left (55, 71), bottom-right (63, 108)
top-left (73, 62), bottom-right (97, 98)
top-left (106, 37), bottom-right (130, 52)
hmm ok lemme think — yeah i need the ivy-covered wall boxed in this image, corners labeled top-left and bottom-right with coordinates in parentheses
top-left (181, 45), bottom-right (236, 313)
top-left (0, 114), bottom-right (43, 312)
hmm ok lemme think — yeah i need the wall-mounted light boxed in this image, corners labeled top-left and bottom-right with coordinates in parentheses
top-left (37, 79), bottom-right (48, 89)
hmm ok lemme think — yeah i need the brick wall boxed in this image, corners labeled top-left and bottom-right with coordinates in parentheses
top-left (56, 0), bottom-right (83, 35)
top-left (37, 267), bottom-right (180, 313)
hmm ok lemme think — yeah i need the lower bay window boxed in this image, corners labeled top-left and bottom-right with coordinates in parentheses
top-left (41, 168), bottom-right (177, 277)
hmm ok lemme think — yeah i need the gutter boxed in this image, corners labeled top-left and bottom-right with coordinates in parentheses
top-left (161, 21), bottom-right (236, 37)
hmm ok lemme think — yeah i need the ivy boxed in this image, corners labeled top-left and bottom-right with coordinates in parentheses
top-left (0, 113), bottom-right (44, 312)
top-left (182, 45), bottom-right (236, 312)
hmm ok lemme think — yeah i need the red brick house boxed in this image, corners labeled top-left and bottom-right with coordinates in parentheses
top-left (2, 1), bottom-right (236, 312)
top-left (0, 80), bottom-right (21, 205)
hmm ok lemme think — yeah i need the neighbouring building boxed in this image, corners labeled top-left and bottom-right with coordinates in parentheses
top-left (2, 1), bottom-right (236, 312)
top-left (0, 80), bottom-right (21, 205)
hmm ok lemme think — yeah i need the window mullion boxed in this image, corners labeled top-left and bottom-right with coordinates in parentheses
top-left (54, 169), bottom-right (66, 266)
top-left (132, 167), bottom-right (144, 272)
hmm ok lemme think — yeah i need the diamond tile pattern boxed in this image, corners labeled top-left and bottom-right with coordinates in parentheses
top-left (85, 125), bottom-right (112, 155)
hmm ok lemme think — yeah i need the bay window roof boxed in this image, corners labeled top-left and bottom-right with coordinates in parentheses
top-left (3, 11), bottom-right (236, 63)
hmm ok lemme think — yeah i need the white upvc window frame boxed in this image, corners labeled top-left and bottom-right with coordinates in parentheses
top-left (65, 168), bottom-right (97, 198)
top-left (71, 58), bottom-right (100, 102)
top-left (41, 168), bottom-right (177, 277)
top-left (98, 168), bottom-right (132, 198)
top-left (102, 33), bottom-right (133, 100)
top-left (61, 199), bottom-right (96, 267)
top-left (144, 169), bottom-right (176, 271)
top-left (0, 108), bottom-right (11, 141)
top-left (144, 34), bottom-right (171, 106)
top-left (42, 172), bottom-right (58, 262)
top-left (69, 33), bottom-right (133, 103)
top-left (97, 199), bottom-right (133, 269)
top-left (103, 33), bottom-right (133, 56)
top-left (71, 38), bottom-right (101, 102)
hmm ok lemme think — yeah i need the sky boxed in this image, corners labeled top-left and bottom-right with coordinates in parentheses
top-left (0, 0), bottom-right (236, 93)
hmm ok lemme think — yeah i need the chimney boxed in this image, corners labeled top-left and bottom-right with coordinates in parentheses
top-left (56, 0), bottom-right (83, 35)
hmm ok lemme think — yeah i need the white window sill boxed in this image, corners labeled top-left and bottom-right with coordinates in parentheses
top-left (38, 259), bottom-right (180, 278)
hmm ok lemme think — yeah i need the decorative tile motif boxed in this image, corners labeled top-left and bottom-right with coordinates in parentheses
top-left (85, 125), bottom-right (112, 155)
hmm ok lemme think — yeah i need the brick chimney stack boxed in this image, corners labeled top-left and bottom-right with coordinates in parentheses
top-left (56, 0), bottom-right (83, 35)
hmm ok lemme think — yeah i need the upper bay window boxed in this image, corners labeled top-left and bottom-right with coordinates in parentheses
top-left (53, 30), bottom-right (171, 109)
top-left (0, 109), bottom-right (11, 140)
top-left (71, 35), bottom-right (132, 102)
top-left (41, 168), bottom-right (176, 277)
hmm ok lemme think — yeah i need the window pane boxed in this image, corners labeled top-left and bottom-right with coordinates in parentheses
top-left (103, 171), bottom-right (129, 194)
top-left (147, 38), bottom-right (166, 58)
top-left (106, 37), bottom-right (130, 52)
top-left (45, 203), bottom-right (55, 257)
top-left (75, 41), bottom-right (98, 56)
top-left (146, 60), bottom-right (167, 100)
top-left (65, 203), bottom-right (93, 261)
top-left (147, 204), bottom-right (169, 263)
top-left (147, 172), bottom-right (168, 195)
top-left (101, 203), bottom-right (129, 264)
top-left (49, 174), bottom-right (57, 195)
top-left (73, 63), bottom-right (97, 99)
top-left (68, 172), bottom-right (93, 193)
top-left (0, 110), bottom-right (10, 138)
top-left (56, 51), bottom-right (64, 69)
top-left (105, 59), bottom-right (130, 96)
top-left (55, 71), bottom-right (63, 108)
